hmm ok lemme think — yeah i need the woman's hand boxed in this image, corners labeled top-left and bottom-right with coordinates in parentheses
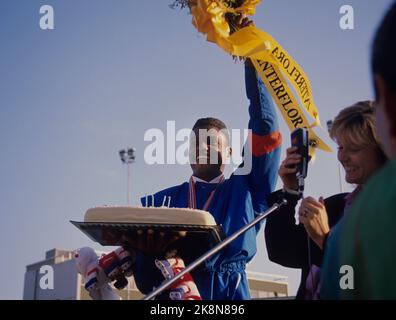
top-left (298, 196), bottom-right (330, 250)
top-left (278, 147), bottom-right (301, 191)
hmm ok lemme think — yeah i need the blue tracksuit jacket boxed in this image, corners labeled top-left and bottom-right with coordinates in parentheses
top-left (133, 64), bottom-right (282, 300)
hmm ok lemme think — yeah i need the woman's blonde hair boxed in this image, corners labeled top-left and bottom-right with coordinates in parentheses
top-left (330, 101), bottom-right (379, 148)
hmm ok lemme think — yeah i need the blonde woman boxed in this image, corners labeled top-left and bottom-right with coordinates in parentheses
top-left (265, 101), bottom-right (388, 299)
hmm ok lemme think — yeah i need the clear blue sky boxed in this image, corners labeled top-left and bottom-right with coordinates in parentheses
top-left (0, 0), bottom-right (393, 299)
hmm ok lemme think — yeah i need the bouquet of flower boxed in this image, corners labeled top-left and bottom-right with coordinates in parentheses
top-left (169, 0), bottom-right (331, 156)
top-left (170, 0), bottom-right (258, 34)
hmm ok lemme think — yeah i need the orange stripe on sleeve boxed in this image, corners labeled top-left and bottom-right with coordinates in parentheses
top-left (250, 131), bottom-right (282, 157)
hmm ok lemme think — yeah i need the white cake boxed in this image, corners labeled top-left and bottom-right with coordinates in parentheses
top-left (84, 206), bottom-right (217, 226)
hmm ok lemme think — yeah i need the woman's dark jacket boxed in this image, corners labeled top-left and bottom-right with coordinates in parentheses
top-left (265, 190), bottom-right (348, 299)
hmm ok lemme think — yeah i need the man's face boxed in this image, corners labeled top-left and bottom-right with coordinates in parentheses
top-left (189, 127), bottom-right (231, 179)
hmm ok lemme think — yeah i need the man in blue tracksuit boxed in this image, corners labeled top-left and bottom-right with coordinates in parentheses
top-left (132, 60), bottom-right (282, 300)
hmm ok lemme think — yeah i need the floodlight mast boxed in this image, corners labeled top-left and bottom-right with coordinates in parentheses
top-left (119, 148), bottom-right (136, 205)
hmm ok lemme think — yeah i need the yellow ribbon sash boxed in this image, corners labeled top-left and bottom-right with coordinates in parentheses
top-left (252, 60), bottom-right (331, 156)
top-left (189, 0), bottom-right (332, 155)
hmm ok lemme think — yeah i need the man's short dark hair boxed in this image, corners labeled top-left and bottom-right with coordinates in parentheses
top-left (192, 118), bottom-right (228, 131)
top-left (192, 117), bottom-right (230, 145)
top-left (372, 1), bottom-right (396, 95)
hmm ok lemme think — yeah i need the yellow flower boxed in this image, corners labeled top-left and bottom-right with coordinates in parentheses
top-left (191, 0), bottom-right (261, 47)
